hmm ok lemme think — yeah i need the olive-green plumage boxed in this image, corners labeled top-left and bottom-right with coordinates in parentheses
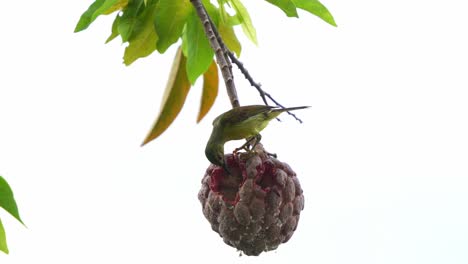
top-left (205, 105), bottom-right (309, 169)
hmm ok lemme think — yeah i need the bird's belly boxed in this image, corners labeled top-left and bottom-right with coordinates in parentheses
top-left (224, 119), bottom-right (268, 141)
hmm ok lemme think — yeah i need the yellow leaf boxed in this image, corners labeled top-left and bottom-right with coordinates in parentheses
top-left (141, 47), bottom-right (191, 145)
top-left (197, 60), bottom-right (219, 123)
top-left (218, 23), bottom-right (241, 57)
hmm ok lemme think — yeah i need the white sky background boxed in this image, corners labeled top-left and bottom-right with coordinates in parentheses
top-left (1, 0), bottom-right (467, 263)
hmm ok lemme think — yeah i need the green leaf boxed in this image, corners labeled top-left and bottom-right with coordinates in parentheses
top-left (75, 0), bottom-right (127, 32)
top-left (0, 219), bottom-right (8, 254)
top-left (226, 14), bottom-right (241, 26)
top-left (93, 0), bottom-right (123, 15)
top-left (123, 1), bottom-right (159, 65)
top-left (203, 0), bottom-right (220, 22)
top-left (184, 9), bottom-right (214, 84)
top-left (118, 0), bottom-right (145, 42)
top-left (265, 0), bottom-right (298, 17)
top-left (141, 47), bottom-right (191, 145)
top-left (106, 13), bottom-right (121, 43)
top-left (75, 0), bottom-right (106, 32)
top-left (218, 23), bottom-right (241, 57)
top-left (218, 0), bottom-right (228, 24)
top-left (102, 0), bottom-right (129, 15)
top-left (197, 60), bottom-right (219, 123)
top-left (0, 176), bottom-right (23, 225)
top-left (218, 1), bottom-right (241, 26)
top-left (229, 0), bottom-right (257, 45)
top-left (154, 0), bottom-right (191, 53)
top-left (181, 29), bottom-right (188, 57)
top-left (291, 0), bottom-right (337, 26)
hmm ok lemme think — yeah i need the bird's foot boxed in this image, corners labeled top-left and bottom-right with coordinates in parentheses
top-left (249, 134), bottom-right (262, 152)
top-left (233, 136), bottom-right (257, 154)
top-left (233, 145), bottom-right (249, 154)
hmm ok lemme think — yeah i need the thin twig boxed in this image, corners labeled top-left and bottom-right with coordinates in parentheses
top-left (191, 0), bottom-right (304, 123)
top-left (227, 51), bottom-right (304, 123)
top-left (190, 0), bottom-right (239, 108)
top-left (206, 12), bottom-right (304, 123)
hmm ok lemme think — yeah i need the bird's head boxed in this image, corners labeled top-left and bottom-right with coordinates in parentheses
top-left (205, 143), bottom-right (225, 167)
top-left (205, 143), bottom-right (229, 173)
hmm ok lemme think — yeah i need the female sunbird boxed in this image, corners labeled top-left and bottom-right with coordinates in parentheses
top-left (205, 105), bottom-right (309, 169)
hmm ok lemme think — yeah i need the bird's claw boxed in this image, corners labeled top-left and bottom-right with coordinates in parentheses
top-left (233, 145), bottom-right (249, 154)
top-left (233, 136), bottom-right (257, 154)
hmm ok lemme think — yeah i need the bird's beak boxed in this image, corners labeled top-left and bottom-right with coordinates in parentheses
top-left (222, 160), bottom-right (231, 175)
top-left (222, 165), bottom-right (230, 175)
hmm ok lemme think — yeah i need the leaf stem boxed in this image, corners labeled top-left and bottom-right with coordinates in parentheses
top-left (190, 0), bottom-right (240, 108)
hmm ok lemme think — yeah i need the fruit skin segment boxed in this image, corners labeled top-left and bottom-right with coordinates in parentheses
top-left (198, 144), bottom-right (304, 256)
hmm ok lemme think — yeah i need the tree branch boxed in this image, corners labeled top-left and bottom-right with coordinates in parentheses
top-left (190, 0), bottom-right (239, 108)
top-left (191, 0), bottom-right (304, 123)
top-left (204, 9), bottom-right (304, 123)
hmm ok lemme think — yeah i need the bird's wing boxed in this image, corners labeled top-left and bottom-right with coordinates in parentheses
top-left (219, 105), bottom-right (276, 126)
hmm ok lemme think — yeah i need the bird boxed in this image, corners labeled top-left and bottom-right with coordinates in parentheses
top-left (205, 105), bottom-right (309, 171)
